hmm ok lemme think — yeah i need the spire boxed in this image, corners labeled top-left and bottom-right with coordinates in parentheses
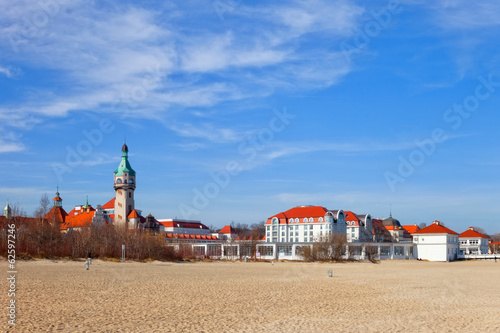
top-left (115, 142), bottom-right (135, 176)
top-left (4, 200), bottom-right (11, 219)
top-left (53, 187), bottom-right (63, 207)
top-left (84, 195), bottom-right (89, 209)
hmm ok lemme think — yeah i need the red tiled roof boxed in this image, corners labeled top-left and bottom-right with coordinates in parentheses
top-left (102, 198), bottom-right (115, 209)
top-left (128, 209), bottom-right (140, 219)
top-left (402, 225), bottom-right (420, 234)
top-left (280, 206), bottom-right (328, 218)
top-left (459, 227), bottom-right (489, 238)
top-left (413, 221), bottom-right (458, 235)
top-left (266, 206), bottom-right (329, 224)
top-left (345, 211), bottom-right (360, 222)
top-left (44, 206), bottom-right (68, 224)
top-left (384, 225), bottom-right (400, 231)
top-left (219, 225), bottom-right (235, 234)
top-left (67, 206), bottom-right (96, 216)
top-left (345, 211), bottom-right (362, 226)
top-left (61, 210), bottom-right (95, 230)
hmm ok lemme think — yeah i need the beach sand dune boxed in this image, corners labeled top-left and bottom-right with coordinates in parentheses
top-left (2, 259), bottom-right (499, 332)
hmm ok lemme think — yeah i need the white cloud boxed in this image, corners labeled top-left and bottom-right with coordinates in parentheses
top-left (0, 139), bottom-right (24, 153)
top-left (0, 0), bottom-right (365, 133)
top-left (428, 0), bottom-right (500, 30)
top-left (0, 66), bottom-right (12, 77)
top-left (0, 130), bottom-right (25, 153)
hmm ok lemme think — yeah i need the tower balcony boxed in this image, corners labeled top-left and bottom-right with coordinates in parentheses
top-left (114, 182), bottom-right (136, 190)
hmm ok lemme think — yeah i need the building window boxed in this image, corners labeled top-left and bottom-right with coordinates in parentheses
top-left (309, 217), bottom-right (314, 223)
top-left (319, 217), bottom-right (323, 222)
top-left (303, 218), bottom-right (308, 223)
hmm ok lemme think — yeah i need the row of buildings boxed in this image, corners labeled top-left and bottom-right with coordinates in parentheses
top-left (2, 143), bottom-right (498, 262)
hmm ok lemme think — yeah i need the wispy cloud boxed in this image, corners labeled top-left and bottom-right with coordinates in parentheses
top-left (0, 0), bottom-right (364, 139)
top-left (0, 66), bottom-right (12, 78)
top-left (236, 140), bottom-right (418, 171)
top-left (0, 138), bottom-right (24, 153)
top-left (426, 0), bottom-right (500, 30)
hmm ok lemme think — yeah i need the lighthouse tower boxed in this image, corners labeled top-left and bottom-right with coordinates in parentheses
top-left (113, 143), bottom-right (136, 228)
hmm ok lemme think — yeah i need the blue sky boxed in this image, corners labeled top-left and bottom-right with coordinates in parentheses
top-left (1, 0), bottom-right (499, 234)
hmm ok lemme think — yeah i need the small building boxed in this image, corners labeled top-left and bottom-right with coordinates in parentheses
top-left (413, 221), bottom-right (459, 262)
top-left (459, 227), bottom-right (490, 255)
top-left (216, 225), bottom-right (238, 241)
top-left (157, 219), bottom-right (211, 235)
top-left (43, 190), bottom-right (68, 225)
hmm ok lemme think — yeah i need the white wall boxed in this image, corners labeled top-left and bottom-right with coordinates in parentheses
top-left (414, 234), bottom-right (459, 261)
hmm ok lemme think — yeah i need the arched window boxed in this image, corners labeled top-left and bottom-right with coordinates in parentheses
top-left (309, 217), bottom-right (314, 223)
top-left (295, 218), bottom-right (299, 223)
top-left (116, 179), bottom-right (122, 184)
top-left (319, 217), bottom-right (324, 222)
top-left (129, 179), bottom-right (134, 184)
top-left (303, 218), bottom-right (308, 223)
top-left (272, 217), bottom-right (279, 225)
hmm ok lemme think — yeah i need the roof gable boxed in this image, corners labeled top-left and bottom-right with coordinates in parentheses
top-left (414, 222), bottom-right (458, 235)
top-left (402, 225), bottom-right (420, 234)
top-left (219, 225), bottom-right (235, 234)
top-left (102, 198), bottom-right (115, 209)
top-left (459, 228), bottom-right (489, 238)
top-left (269, 206), bottom-right (328, 220)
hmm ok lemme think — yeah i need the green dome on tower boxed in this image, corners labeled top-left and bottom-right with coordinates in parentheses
top-left (114, 143), bottom-right (135, 176)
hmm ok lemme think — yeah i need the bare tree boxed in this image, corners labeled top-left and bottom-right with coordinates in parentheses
top-left (418, 222), bottom-right (427, 229)
top-left (491, 232), bottom-right (500, 242)
top-left (471, 226), bottom-right (489, 237)
top-left (301, 232), bottom-right (347, 261)
top-left (33, 193), bottom-right (50, 219)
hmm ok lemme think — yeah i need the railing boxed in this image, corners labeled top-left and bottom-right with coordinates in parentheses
top-left (458, 254), bottom-right (499, 260)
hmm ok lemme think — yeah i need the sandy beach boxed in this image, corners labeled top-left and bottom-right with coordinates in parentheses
top-left (2, 259), bottom-right (500, 332)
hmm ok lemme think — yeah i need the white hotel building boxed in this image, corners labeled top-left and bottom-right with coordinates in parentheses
top-left (265, 206), bottom-right (346, 243)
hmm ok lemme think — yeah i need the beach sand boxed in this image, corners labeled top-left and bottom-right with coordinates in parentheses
top-left (2, 259), bottom-right (500, 332)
